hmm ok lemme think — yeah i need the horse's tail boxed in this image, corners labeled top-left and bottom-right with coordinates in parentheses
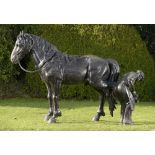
top-left (107, 59), bottom-right (120, 117)
top-left (107, 59), bottom-right (120, 83)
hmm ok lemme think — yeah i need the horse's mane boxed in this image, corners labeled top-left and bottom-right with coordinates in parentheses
top-left (28, 33), bottom-right (61, 55)
top-left (25, 33), bottom-right (83, 64)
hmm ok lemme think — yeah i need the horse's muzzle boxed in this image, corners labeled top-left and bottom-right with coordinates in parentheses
top-left (10, 54), bottom-right (18, 64)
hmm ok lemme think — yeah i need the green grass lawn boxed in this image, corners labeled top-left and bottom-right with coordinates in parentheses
top-left (0, 98), bottom-right (155, 130)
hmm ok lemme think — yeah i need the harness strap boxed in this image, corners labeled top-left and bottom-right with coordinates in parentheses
top-left (18, 60), bottom-right (41, 73)
top-left (18, 51), bottom-right (57, 73)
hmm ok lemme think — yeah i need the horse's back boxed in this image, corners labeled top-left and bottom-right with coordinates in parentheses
top-left (62, 55), bottom-right (88, 83)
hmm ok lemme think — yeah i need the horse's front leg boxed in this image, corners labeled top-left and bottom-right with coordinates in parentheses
top-left (107, 94), bottom-right (117, 117)
top-left (48, 80), bottom-right (62, 123)
top-left (44, 82), bottom-right (54, 121)
top-left (92, 94), bottom-right (105, 121)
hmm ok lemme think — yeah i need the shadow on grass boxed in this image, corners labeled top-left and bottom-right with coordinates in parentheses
top-left (59, 120), bottom-right (155, 127)
top-left (55, 120), bottom-right (121, 125)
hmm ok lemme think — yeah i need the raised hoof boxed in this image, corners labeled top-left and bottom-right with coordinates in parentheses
top-left (48, 117), bottom-right (57, 123)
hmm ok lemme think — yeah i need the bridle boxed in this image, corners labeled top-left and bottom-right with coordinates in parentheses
top-left (17, 35), bottom-right (46, 73)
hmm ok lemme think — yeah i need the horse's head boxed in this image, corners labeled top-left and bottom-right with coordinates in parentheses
top-left (10, 31), bottom-right (33, 64)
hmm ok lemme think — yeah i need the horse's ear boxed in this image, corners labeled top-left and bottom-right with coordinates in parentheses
top-left (21, 31), bottom-right (24, 36)
top-left (19, 31), bottom-right (24, 37)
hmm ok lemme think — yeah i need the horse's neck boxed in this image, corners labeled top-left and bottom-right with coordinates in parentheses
top-left (31, 49), bottom-right (42, 66)
top-left (30, 34), bottom-right (62, 67)
top-left (30, 36), bottom-right (45, 66)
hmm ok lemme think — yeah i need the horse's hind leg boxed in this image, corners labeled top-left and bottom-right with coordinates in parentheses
top-left (44, 82), bottom-right (54, 121)
top-left (107, 94), bottom-right (117, 117)
top-left (48, 80), bottom-right (62, 123)
top-left (92, 94), bottom-right (105, 121)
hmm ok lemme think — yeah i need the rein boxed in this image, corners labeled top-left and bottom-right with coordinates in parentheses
top-left (18, 60), bottom-right (42, 73)
top-left (18, 51), bottom-right (56, 73)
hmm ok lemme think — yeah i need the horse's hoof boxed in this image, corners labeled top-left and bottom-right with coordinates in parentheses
top-left (98, 112), bottom-right (105, 117)
top-left (92, 115), bottom-right (100, 122)
top-left (44, 114), bottom-right (52, 121)
top-left (48, 117), bottom-right (57, 123)
top-left (54, 111), bottom-right (62, 117)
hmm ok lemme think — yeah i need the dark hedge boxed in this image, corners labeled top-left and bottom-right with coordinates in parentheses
top-left (0, 25), bottom-right (154, 101)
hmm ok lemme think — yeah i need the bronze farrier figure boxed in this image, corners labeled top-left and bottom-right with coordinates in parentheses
top-left (10, 32), bottom-right (120, 123)
top-left (113, 70), bottom-right (144, 124)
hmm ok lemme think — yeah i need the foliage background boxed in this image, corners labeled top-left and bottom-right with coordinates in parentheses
top-left (0, 25), bottom-right (154, 101)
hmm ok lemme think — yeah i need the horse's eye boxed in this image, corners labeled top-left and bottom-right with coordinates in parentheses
top-left (16, 43), bottom-right (23, 48)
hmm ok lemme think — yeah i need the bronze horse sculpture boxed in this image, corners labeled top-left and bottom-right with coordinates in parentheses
top-left (10, 32), bottom-right (120, 123)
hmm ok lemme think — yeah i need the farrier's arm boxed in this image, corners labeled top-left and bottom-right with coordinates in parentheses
top-left (128, 78), bottom-right (139, 102)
